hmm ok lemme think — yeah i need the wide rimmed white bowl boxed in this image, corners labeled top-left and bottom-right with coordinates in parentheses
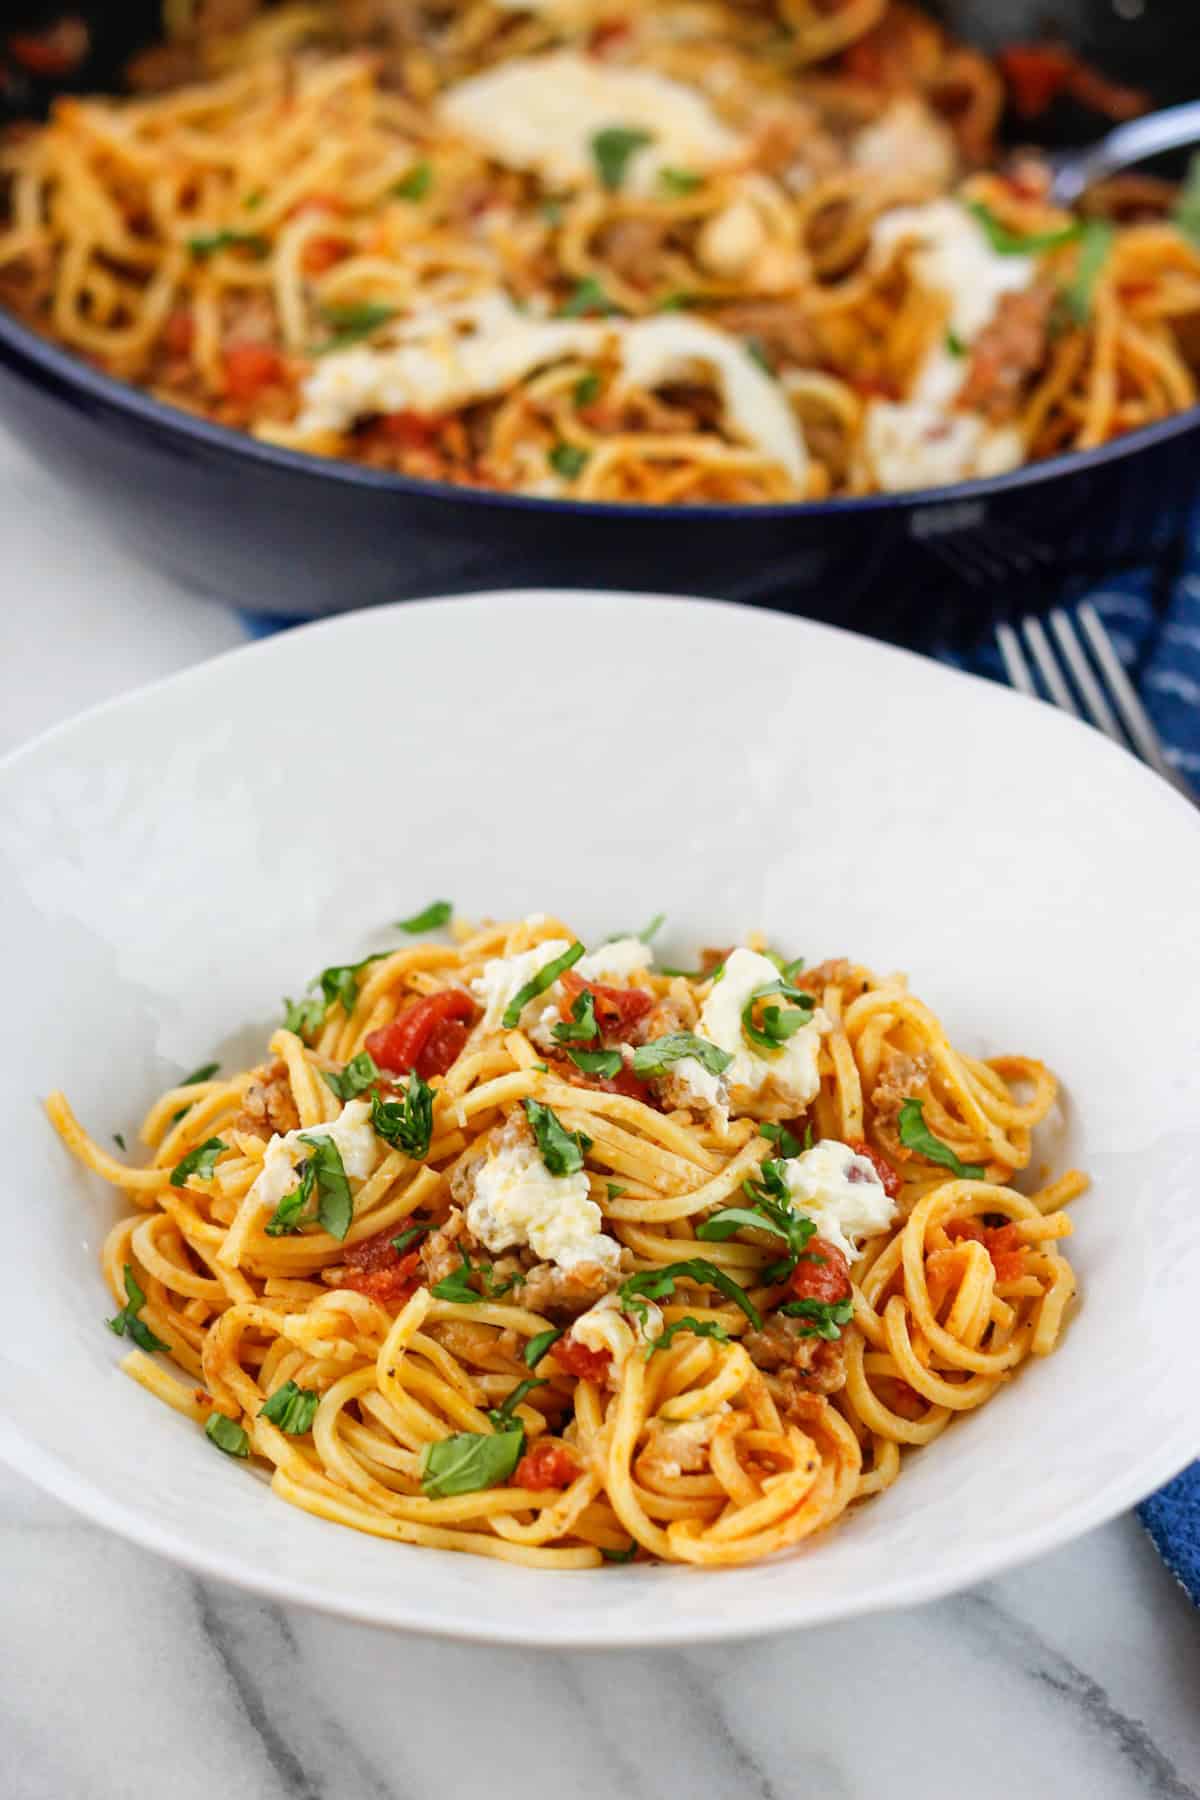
top-left (2, 590), bottom-right (1198, 1647)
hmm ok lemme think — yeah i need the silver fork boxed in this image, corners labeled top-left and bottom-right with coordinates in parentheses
top-left (996, 604), bottom-right (1193, 798)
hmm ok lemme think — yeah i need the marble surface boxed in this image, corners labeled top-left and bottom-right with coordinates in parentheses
top-left (2, 429), bottom-right (1198, 1800)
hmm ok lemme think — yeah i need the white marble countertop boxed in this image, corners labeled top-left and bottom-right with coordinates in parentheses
top-left (2, 430), bottom-right (1198, 1800)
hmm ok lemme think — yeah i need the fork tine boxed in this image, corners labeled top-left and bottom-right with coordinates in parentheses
top-left (1048, 608), bottom-right (1126, 745)
top-left (1021, 617), bottom-right (1080, 716)
top-left (996, 621), bottom-right (1036, 696)
top-left (1076, 602), bottom-right (1181, 786)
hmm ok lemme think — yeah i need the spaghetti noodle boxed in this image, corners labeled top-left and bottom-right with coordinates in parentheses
top-left (2, 2), bottom-right (1200, 501)
top-left (47, 909), bottom-right (1085, 1569)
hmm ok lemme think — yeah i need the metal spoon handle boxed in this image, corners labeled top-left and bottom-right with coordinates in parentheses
top-left (1049, 98), bottom-right (1200, 207)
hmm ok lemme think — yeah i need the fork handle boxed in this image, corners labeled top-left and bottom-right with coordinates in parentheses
top-left (1050, 99), bottom-right (1200, 207)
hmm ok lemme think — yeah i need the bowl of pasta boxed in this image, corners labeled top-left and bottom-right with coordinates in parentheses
top-left (1, 589), bottom-right (1198, 1645)
top-left (1, 2), bottom-right (1200, 617)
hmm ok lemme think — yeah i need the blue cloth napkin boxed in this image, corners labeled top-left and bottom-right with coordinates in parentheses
top-left (237, 509), bottom-right (1200, 1601)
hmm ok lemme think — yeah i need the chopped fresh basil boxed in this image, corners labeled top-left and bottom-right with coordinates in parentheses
top-left (945, 327), bottom-right (966, 356)
top-left (170, 1059), bottom-right (221, 1122)
top-left (260, 1380), bottom-right (320, 1435)
top-left (524, 1098), bottom-right (592, 1177)
top-left (605, 1182), bottom-right (626, 1200)
top-left (243, 189), bottom-right (264, 209)
top-left (265, 1159), bottom-right (314, 1237)
top-left (649, 1315), bottom-right (731, 1355)
top-left (897, 1098), bottom-right (986, 1179)
top-left (744, 336), bottom-right (775, 376)
top-left (618, 1258), bottom-right (762, 1331)
top-left (282, 993), bottom-right (326, 1039)
top-left (322, 1051), bottom-right (382, 1102)
top-left (106, 1263), bottom-right (170, 1355)
top-left (592, 125), bottom-right (653, 191)
top-left (316, 954), bottom-right (389, 1019)
top-left (630, 1032), bottom-right (732, 1080)
top-left (1173, 153), bottom-right (1200, 245)
top-left (1060, 219), bottom-right (1114, 325)
top-left (502, 941), bottom-right (584, 1029)
top-left (205, 1412), bottom-right (251, 1457)
top-left (696, 1204), bottom-right (793, 1245)
top-left (557, 277), bottom-right (617, 318)
top-left (169, 1137), bottom-right (227, 1188)
top-left (316, 302), bottom-right (398, 353)
top-left (779, 1296), bottom-right (854, 1340)
top-left (660, 166), bottom-right (701, 194)
top-left (488, 1377), bottom-right (546, 1427)
top-left (548, 441), bottom-right (589, 480)
top-left (740, 979), bottom-right (815, 1053)
top-left (298, 1132), bottom-right (354, 1240)
top-left (188, 229), bottom-right (268, 259)
top-left (396, 898), bottom-right (452, 933)
top-left (552, 990), bottom-right (598, 1045)
top-left (637, 913), bottom-right (666, 943)
top-left (967, 201), bottom-right (1081, 256)
top-left (567, 1046), bottom-right (623, 1079)
top-left (393, 160), bottom-right (433, 201)
top-left (573, 371), bottom-right (600, 407)
top-left (113, 1132), bottom-right (126, 1152)
top-left (541, 197), bottom-right (564, 227)
top-left (390, 1223), bottom-right (431, 1256)
top-left (759, 1121), bottom-right (802, 1158)
top-left (524, 1326), bottom-right (564, 1369)
top-left (656, 289), bottom-right (700, 311)
top-left (370, 1072), bottom-right (435, 1161)
top-left (432, 1247), bottom-right (523, 1304)
top-left (601, 1539), bottom-right (639, 1562)
top-left (420, 1426), bottom-right (524, 1497)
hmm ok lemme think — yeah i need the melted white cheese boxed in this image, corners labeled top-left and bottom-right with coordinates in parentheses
top-left (247, 1098), bottom-right (379, 1211)
top-left (852, 98), bottom-right (956, 191)
top-left (575, 937), bottom-right (655, 984)
top-left (863, 401), bottom-right (1024, 493)
top-left (697, 947), bottom-right (829, 1115)
top-left (662, 1053), bottom-right (729, 1118)
top-left (294, 297), bottom-right (807, 484)
top-left (438, 52), bottom-right (744, 191)
top-left (573, 1290), bottom-right (663, 1366)
top-left (470, 937), bottom-right (573, 1032)
top-left (780, 1138), bottom-right (897, 1263)
top-left (466, 1138), bottom-right (620, 1272)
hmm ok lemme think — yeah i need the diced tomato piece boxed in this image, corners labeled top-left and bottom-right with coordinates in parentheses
top-left (947, 1218), bottom-right (1026, 1282)
top-left (163, 309), bottom-right (194, 356)
top-left (376, 411), bottom-right (444, 449)
top-left (789, 1236), bottom-right (852, 1305)
top-left (998, 44), bottom-right (1071, 117)
top-left (8, 20), bottom-right (89, 76)
top-left (848, 1140), bottom-right (901, 1200)
top-left (366, 988), bottom-right (477, 1080)
top-left (554, 1332), bottom-right (613, 1384)
top-left (302, 235), bottom-right (349, 274)
top-left (559, 969), bottom-right (653, 1041)
top-left (587, 18), bottom-right (631, 55)
top-left (337, 1230), bottom-right (422, 1304)
top-left (546, 1054), bottom-right (656, 1106)
top-left (223, 341), bottom-right (284, 401)
top-left (889, 1380), bottom-right (926, 1420)
top-left (514, 1439), bottom-right (578, 1489)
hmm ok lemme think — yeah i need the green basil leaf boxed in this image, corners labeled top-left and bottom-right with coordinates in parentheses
top-left (205, 1412), bottom-right (250, 1457)
top-left (601, 1539), bottom-right (640, 1562)
top-left (744, 336), bottom-right (774, 376)
top-left (548, 442), bottom-right (589, 479)
top-left (630, 1032), bottom-right (732, 1080)
top-left (113, 1132), bottom-right (126, 1152)
top-left (260, 1380), bottom-right (320, 1435)
top-left (897, 1098), bottom-right (986, 1180)
top-left (283, 993), bottom-right (326, 1039)
top-left (489, 1377), bottom-right (546, 1426)
top-left (243, 189), bottom-right (265, 209)
top-left (759, 1121), bottom-right (802, 1158)
top-left (779, 1296), bottom-right (854, 1340)
top-left (1173, 153), bottom-right (1200, 245)
top-left (106, 1263), bottom-right (170, 1354)
top-left (567, 1047), bottom-right (623, 1078)
top-left (552, 990), bottom-right (598, 1044)
top-left (393, 160), bottom-right (433, 201)
top-left (370, 1072), bottom-right (435, 1160)
top-left (740, 979), bottom-right (815, 1052)
top-left (945, 327), bottom-right (966, 356)
top-left (524, 1327), bottom-right (564, 1369)
top-left (592, 125), bottom-right (653, 191)
top-left (188, 229), bottom-right (268, 259)
top-left (557, 277), bottom-right (617, 318)
top-left (169, 1137), bottom-right (227, 1187)
top-left (181, 1062), bottom-right (220, 1087)
top-left (390, 1223), bottom-right (431, 1255)
top-left (1060, 219), bottom-right (1114, 325)
top-left (317, 302), bottom-right (397, 353)
top-left (649, 1314), bottom-right (731, 1356)
top-left (396, 898), bottom-right (452, 933)
top-left (573, 370), bottom-right (600, 407)
top-left (541, 197), bottom-right (564, 226)
top-left (606, 1182), bottom-right (626, 1200)
top-left (656, 289), bottom-right (700, 312)
top-left (265, 1159), bottom-right (314, 1237)
top-left (420, 1426), bottom-right (524, 1497)
top-left (317, 953), bottom-right (389, 1019)
top-left (637, 913), bottom-right (666, 943)
top-left (618, 1258), bottom-right (762, 1331)
top-left (502, 941), bottom-right (585, 1029)
top-left (659, 166), bottom-right (701, 194)
top-left (695, 1205), bottom-right (792, 1245)
top-left (967, 201), bottom-right (1082, 256)
top-left (298, 1132), bottom-right (354, 1240)
top-left (322, 1051), bottom-right (382, 1102)
top-left (431, 1248), bottom-right (480, 1304)
top-left (524, 1098), bottom-right (592, 1177)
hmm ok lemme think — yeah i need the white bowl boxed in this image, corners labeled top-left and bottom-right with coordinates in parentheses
top-left (2, 591), bottom-right (1198, 1647)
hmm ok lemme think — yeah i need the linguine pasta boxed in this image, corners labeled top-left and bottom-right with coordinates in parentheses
top-left (2, 2), bottom-right (1200, 502)
top-left (47, 908), bottom-right (1084, 1569)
